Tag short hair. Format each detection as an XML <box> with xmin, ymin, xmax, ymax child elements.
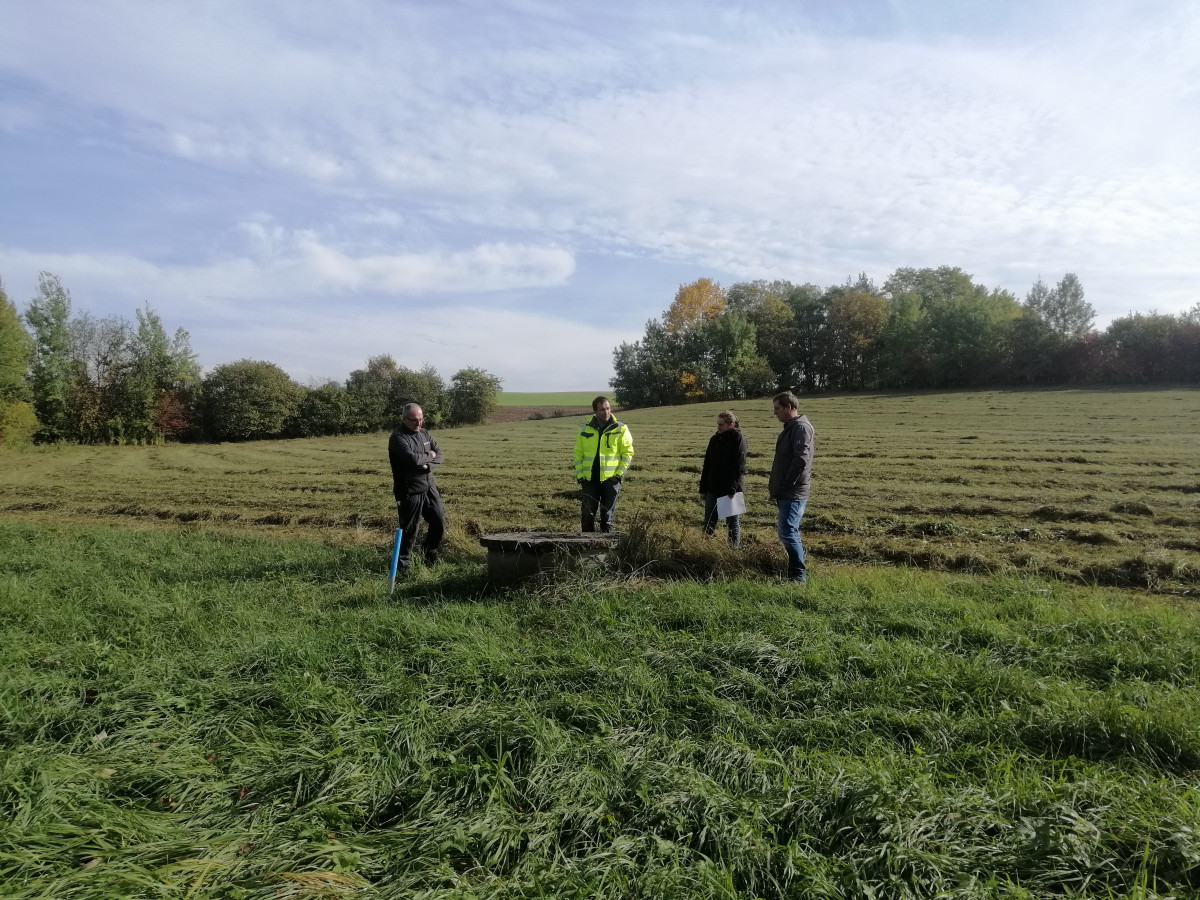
<box><xmin>403</xmin><ymin>402</ymin><xmax>423</xmax><ymax>418</ymax></box>
<box><xmin>717</xmin><ymin>410</ymin><xmax>739</xmax><ymax>428</ymax></box>
<box><xmin>772</xmin><ymin>391</ymin><xmax>799</xmax><ymax>410</ymax></box>
<box><xmin>592</xmin><ymin>395</ymin><xmax>611</xmax><ymax>411</ymax></box>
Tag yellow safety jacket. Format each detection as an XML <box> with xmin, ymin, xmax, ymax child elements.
<box><xmin>573</xmin><ymin>417</ymin><xmax>634</xmax><ymax>482</ymax></box>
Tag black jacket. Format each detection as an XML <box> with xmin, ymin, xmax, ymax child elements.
<box><xmin>699</xmin><ymin>428</ymin><xmax>747</xmax><ymax>496</ymax></box>
<box><xmin>388</xmin><ymin>426</ymin><xmax>444</xmax><ymax>499</ymax></box>
<box><xmin>768</xmin><ymin>414</ymin><xmax>815</xmax><ymax>501</ymax></box>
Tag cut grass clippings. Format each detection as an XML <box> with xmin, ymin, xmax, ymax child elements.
<box><xmin>3</xmin><ymin>387</ymin><xmax>1198</xmax><ymax>595</ymax></box>
<box><xmin>3</xmin><ymin>520</ymin><xmax>1199</xmax><ymax>898</ymax></box>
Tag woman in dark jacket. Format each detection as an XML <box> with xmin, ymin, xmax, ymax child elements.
<box><xmin>699</xmin><ymin>410</ymin><xmax>748</xmax><ymax>547</ymax></box>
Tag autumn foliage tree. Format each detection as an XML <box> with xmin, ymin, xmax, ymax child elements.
<box><xmin>612</xmin><ymin>267</ymin><xmax>1196</xmax><ymax>407</ymax></box>
<box><xmin>663</xmin><ymin>278</ymin><xmax>727</xmax><ymax>332</ymax></box>
<box><xmin>0</xmin><ymin>282</ymin><xmax>37</xmax><ymax>446</ymax></box>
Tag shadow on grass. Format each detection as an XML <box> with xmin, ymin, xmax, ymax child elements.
<box><xmin>378</xmin><ymin>564</ymin><xmax>498</xmax><ymax>608</ymax></box>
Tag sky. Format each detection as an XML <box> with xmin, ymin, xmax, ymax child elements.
<box><xmin>2</xmin><ymin>1</ymin><xmax>1198</xmax><ymax>390</ymax></box>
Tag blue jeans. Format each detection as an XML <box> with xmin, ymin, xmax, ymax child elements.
<box><xmin>776</xmin><ymin>498</ymin><xmax>808</xmax><ymax>581</ymax></box>
<box><xmin>703</xmin><ymin>493</ymin><xmax>741</xmax><ymax>547</ymax></box>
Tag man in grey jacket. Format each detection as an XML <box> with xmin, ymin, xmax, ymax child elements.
<box><xmin>768</xmin><ymin>391</ymin><xmax>815</xmax><ymax>583</ymax></box>
<box><xmin>388</xmin><ymin>402</ymin><xmax>445</xmax><ymax>575</ymax></box>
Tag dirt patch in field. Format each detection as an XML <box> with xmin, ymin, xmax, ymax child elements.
<box><xmin>486</xmin><ymin>405</ymin><xmax>593</xmax><ymax>424</ymax></box>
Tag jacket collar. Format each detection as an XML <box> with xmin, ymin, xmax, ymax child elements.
<box><xmin>589</xmin><ymin>416</ymin><xmax>618</xmax><ymax>432</ymax></box>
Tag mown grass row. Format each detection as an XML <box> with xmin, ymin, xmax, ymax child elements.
<box><xmin>2</xmin><ymin>388</ymin><xmax>1197</xmax><ymax>594</ymax></box>
<box><xmin>3</xmin><ymin>520</ymin><xmax>1199</xmax><ymax>898</ymax></box>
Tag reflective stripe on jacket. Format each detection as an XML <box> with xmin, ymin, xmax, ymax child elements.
<box><xmin>573</xmin><ymin>417</ymin><xmax>634</xmax><ymax>481</ymax></box>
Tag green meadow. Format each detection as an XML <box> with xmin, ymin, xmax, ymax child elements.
<box><xmin>3</xmin><ymin>387</ymin><xmax>1197</xmax><ymax>592</ymax></box>
<box><xmin>2</xmin><ymin>387</ymin><xmax>1200</xmax><ymax>898</ymax></box>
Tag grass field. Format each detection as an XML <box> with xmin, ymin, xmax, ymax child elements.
<box><xmin>3</xmin><ymin>521</ymin><xmax>1200</xmax><ymax>898</ymax></box>
<box><xmin>2</xmin><ymin>387</ymin><xmax>1197</xmax><ymax>593</ymax></box>
<box><xmin>3</xmin><ymin>387</ymin><xmax>1200</xmax><ymax>897</ymax></box>
<box><xmin>497</xmin><ymin>392</ymin><xmax>609</xmax><ymax>407</ymax></box>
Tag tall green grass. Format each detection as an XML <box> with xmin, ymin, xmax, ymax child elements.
<box><xmin>3</xmin><ymin>520</ymin><xmax>1199</xmax><ymax>897</ymax></box>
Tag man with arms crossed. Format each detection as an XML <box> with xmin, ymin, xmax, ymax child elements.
<box><xmin>769</xmin><ymin>391</ymin><xmax>816</xmax><ymax>583</ymax></box>
<box><xmin>388</xmin><ymin>402</ymin><xmax>446</xmax><ymax>575</ymax></box>
<box><xmin>574</xmin><ymin>396</ymin><xmax>634</xmax><ymax>533</ymax></box>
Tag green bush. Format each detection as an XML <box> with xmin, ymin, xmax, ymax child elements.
<box><xmin>0</xmin><ymin>400</ymin><xmax>38</xmax><ymax>447</ymax></box>
<box><xmin>202</xmin><ymin>359</ymin><xmax>303</xmax><ymax>441</ymax></box>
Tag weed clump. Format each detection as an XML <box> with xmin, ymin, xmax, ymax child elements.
<box><xmin>612</xmin><ymin>512</ymin><xmax>779</xmax><ymax>580</ymax></box>
<box><xmin>1110</xmin><ymin>500</ymin><xmax>1154</xmax><ymax>516</ymax></box>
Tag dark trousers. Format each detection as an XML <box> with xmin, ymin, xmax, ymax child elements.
<box><xmin>581</xmin><ymin>479</ymin><xmax>621</xmax><ymax>533</ymax></box>
<box><xmin>396</xmin><ymin>485</ymin><xmax>446</xmax><ymax>569</ymax></box>
<box><xmin>703</xmin><ymin>492</ymin><xmax>741</xmax><ymax>547</ymax></box>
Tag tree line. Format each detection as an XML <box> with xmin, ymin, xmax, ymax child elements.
<box><xmin>0</xmin><ymin>273</ymin><xmax>502</xmax><ymax>447</ymax></box>
<box><xmin>611</xmin><ymin>268</ymin><xmax>1200</xmax><ymax>407</ymax></box>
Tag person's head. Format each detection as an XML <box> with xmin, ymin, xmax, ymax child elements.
<box><xmin>592</xmin><ymin>396</ymin><xmax>613</xmax><ymax>423</ymax></box>
<box><xmin>402</xmin><ymin>402</ymin><xmax>424</xmax><ymax>431</ymax></box>
<box><xmin>772</xmin><ymin>391</ymin><xmax>800</xmax><ymax>423</ymax></box>
<box><xmin>716</xmin><ymin>410</ymin><xmax>739</xmax><ymax>433</ymax></box>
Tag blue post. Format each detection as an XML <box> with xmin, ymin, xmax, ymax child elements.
<box><xmin>388</xmin><ymin>528</ymin><xmax>404</xmax><ymax>595</ymax></box>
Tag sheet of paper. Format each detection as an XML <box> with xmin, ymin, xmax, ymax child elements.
<box><xmin>716</xmin><ymin>491</ymin><xmax>747</xmax><ymax>518</ymax></box>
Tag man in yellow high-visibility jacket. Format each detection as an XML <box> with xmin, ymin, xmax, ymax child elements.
<box><xmin>573</xmin><ymin>396</ymin><xmax>634</xmax><ymax>533</ymax></box>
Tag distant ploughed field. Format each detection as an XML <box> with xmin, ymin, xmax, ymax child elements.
<box><xmin>486</xmin><ymin>405</ymin><xmax>593</xmax><ymax>424</ymax></box>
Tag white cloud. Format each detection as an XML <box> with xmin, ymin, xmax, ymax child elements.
<box><xmin>0</xmin><ymin>234</ymin><xmax>573</xmax><ymax>305</ymax></box>
<box><xmin>2</xmin><ymin>0</ymin><xmax>1199</xmax><ymax>387</ymax></box>
<box><xmin>0</xmin><ymin>241</ymin><xmax>599</xmax><ymax>388</ymax></box>
<box><xmin>192</xmin><ymin>304</ymin><xmax>625</xmax><ymax>390</ymax></box>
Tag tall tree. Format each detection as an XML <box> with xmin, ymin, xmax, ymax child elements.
<box><xmin>1007</xmin><ymin>308</ymin><xmax>1059</xmax><ymax>384</ymax></box>
<box><xmin>345</xmin><ymin>354</ymin><xmax>402</xmax><ymax>432</ymax></box>
<box><xmin>785</xmin><ymin>284</ymin><xmax>827</xmax><ymax>392</ymax></box>
<box><xmin>1032</xmin><ymin>273</ymin><xmax>1095</xmax><ymax>340</ymax></box>
<box><xmin>447</xmin><ymin>367</ymin><xmax>503</xmax><ymax>426</ymax></box>
<box><xmin>388</xmin><ymin>364</ymin><xmax>447</xmax><ymax>427</ymax></box>
<box><xmin>926</xmin><ymin>289</ymin><xmax>1021</xmax><ymax>386</ymax></box>
<box><xmin>725</xmin><ymin>279</ymin><xmax>795</xmax><ymax>315</ymax></box>
<box><xmin>0</xmin><ymin>281</ymin><xmax>33</xmax><ymax>405</ymax></box>
<box><xmin>877</xmin><ymin>291</ymin><xmax>931</xmax><ymax>388</ymax></box>
<box><xmin>611</xmin><ymin>320</ymin><xmax>690</xmax><ymax>408</ymax></box>
<box><xmin>1103</xmin><ymin>313</ymin><xmax>1181</xmax><ymax>383</ymax></box>
<box><xmin>133</xmin><ymin>305</ymin><xmax>200</xmax><ymax>391</ymax></box>
<box><xmin>822</xmin><ymin>290</ymin><xmax>888</xmax><ymax>390</ymax></box>
<box><xmin>0</xmin><ymin>281</ymin><xmax>38</xmax><ymax>447</ymax></box>
<box><xmin>882</xmin><ymin>267</ymin><xmax>1019</xmax><ymax>387</ymax></box>
<box><xmin>68</xmin><ymin>311</ymin><xmax>135</xmax><ymax>442</ymax></box>
<box><xmin>884</xmin><ymin>266</ymin><xmax>980</xmax><ymax>308</ymax></box>
<box><xmin>23</xmin><ymin>273</ymin><xmax>74</xmax><ymax>442</ymax></box>
<box><xmin>131</xmin><ymin>305</ymin><xmax>201</xmax><ymax>442</ymax></box>
<box><xmin>663</xmin><ymin>278</ymin><xmax>726</xmax><ymax>333</ymax></box>
<box><xmin>727</xmin><ymin>280</ymin><xmax>800</xmax><ymax>390</ymax></box>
